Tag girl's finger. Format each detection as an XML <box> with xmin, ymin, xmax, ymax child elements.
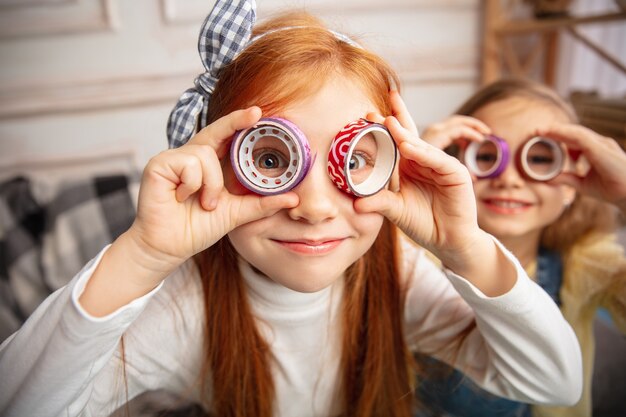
<box><xmin>548</xmin><ymin>171</ymin><xmax>583</xmax><ymax>189</ymax></box>
<box><xmin>398</xmin><ymin>141</ymin><xmax>468</xmax><ymax>186</ymax></box>
<box><xmin>175</xmin><ymin>148</ymin><xmax>221</xmax><ymax>206</ymax></box>
<box><xmin>536</xmin><ymin>123</ymin><xmax>600</xmax><ymax>152</ymax></box>
<box><xmin>231</xmin><ymin>192</ymin><xmax>299</xmax><ymax>227</ymax></box>
<box><xmin>145</xmin><ymin>150</ymin><xmax>206</xmax><ymax>203</ymax></box>
<box><xmin>400</xmin><ymin>158</ymin><xmax>440</xmax><ymax>183</ymax></box>
<box><xmin>450</xmin><ymin>125</ymin><xmax>485</xmax><ymax>143</ymax></box>
<box><xmin>174</xmin><ymin>155</ymin><xmax>204</xmax><ymax>203</ymax></box>
<box><xmin>365</xmin><ymin>112</ymin><xmax>386</xmax><ymax>124</ymax></box>
<box><xmin>390</xmin><ymin>90</ymin><xmax>418</xmax><ymax>134</ymax></box>
<box><xmin>354</xmin><ymin>188</ymin><xmax>404</xmax><ymax>222</ymax></box>
<box><xmin>187</xmin><ymin>106</ymin><xmax>263</xmax><ymax>157</ymax></box>
<box><xmin>387</xmin><ymin>117</ymin><xmax>461</xmax><ymax>176</ymax></box>
<box><xmin>198</xmin><ymin>148</ymin><xmax>224</xmax><ymax>210</ymax></box>
<box><xmin>449</xmin><ymin>115</ymin><xmax>491</xmax><ymax>135</ymax></box>
<box><xmin>385</xmin><ymin>115</ymin><xmax>416</xmax><ymax>147</ymax></box>
<box><xmin>538</xmin><ymin>124</ymin><xmax>622</xmax><ymax>170</ymax></box>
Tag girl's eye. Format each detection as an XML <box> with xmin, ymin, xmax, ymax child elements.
<box><xmin>526</xmin><ymin>141</ymin><xmax>556</xmax><ymax>166</ymax></box>
<box><xmin>347</xmin><ymin>151</ymin><xmax>375</xmax><ymax>185</ymax></box>
<box><xmin>475</xmin><ymin>152</ymin><xmax>498</xmax><ymax>171</ymax></box>
<box><xmin>253</xmin><ymin>150</ymin><xmax>288</xmax><ymax>173</ymax></box>
<box><xmin>528</xmin><ymin>155</ymin><xmax>554</xmax><ymax>165</ymax></box>
<box><xmin>348</xmin><ymin>153</ymin><xmax>368</xmax><ymax>171</ymax></box>
<box><xmin>476</xmin><ymin>153</ymin><xmax>497</xmax><ymax>163</ymax></box>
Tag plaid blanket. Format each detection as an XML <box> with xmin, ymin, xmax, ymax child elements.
<box><xmin>0</xmin><ymin>173</ymin><xmax>139</xmax><ymax>341</ymax></box>
<box><xmin>0</xmin><ymin>173</ymin><xmax>209</xmax><ymax>416</ymax></box>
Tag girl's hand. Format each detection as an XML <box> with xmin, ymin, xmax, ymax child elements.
<box><xmin>363</xmin><ymin>92</ymin><xmax>480</xmax><ymax>258</ymax></box>
<box><xmin>359</xmin><ymin>94</ymin><xmax>515</xmax><ymax>295</ymax></box>
<box><xmin>129</xmin><ymin>107</ymin><xmax>299</xmax><ymax>280</ymax></box>
<box><xmin>421</xmin><ymin>115</ymin><xmax>491</xmax><ymax>150</ymax></box>
<box><xmin>356</xmin><ymin>115</ymin><xmax>482</xmax><ymax>266</ymax></box>
<box><xmin>82</xmin><ymin>107</ymin><xmax>299</xmax><ymax>316</ymax></box>
<box><xmin>542</xmin><ymin>123</ymin><xmax>626</xmax><ymax>211</ymax></box>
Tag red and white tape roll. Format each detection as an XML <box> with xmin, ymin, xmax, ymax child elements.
<box><xmin>327</xmin><ymin>119</ymin><xmax>397</xmax><ymax>197</ymax></box>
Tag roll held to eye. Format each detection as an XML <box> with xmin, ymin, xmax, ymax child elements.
<box><xmin>231</xmin><ymin>117</ymin><xmax>397</xmax><ymax>196</ymax></box>
<box><xmin>463</xmin><ymin>134</ymin><xmax>566</xmax><ymax>181</ymax></box>
<box><xmin>230</xmin><ymin>118</ymin><xmax>312</xmax><ymax>195</ymax></box>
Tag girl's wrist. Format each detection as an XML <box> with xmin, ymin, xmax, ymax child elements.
<box><xmin>122</xmin><ymin>227</ymin><xmax>184</xmax><ymax>282</ymax></box>
<box><xmin>436</xmin><ymin>231</ymin><xmax>492</xmax><ymax>276</ymax></box>
<box><xmin>436</xmin><ymin>231</ymin><xmax>517</xmax><ymax>296</ymax></box>
<box><xmin>78</xmin><ymin>230</ymin><xmax>179</xmax><ymax>317</ymax></box>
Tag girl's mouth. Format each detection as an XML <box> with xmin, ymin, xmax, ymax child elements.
<box><xmin>482</xmin><ymin>198</ymin><xmax>533</xmax><ymax>214</ymax></box>
<box><xmin>272</xmin><ymin>238</ymin><xmax>344</xmax><ymax>255</ymax></box>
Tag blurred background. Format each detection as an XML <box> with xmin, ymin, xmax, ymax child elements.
<box><xmin>0</xmin><ymin>0</ymin><xmax>623</xmax><ymax>178</ymax></box>
<box><xmin>0</xmin><ymin>1</ymin><xmax>624</xmax><ymax>415</ymax></box>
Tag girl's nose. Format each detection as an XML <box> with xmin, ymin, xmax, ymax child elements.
<box><xmin>491</xmin><ymin>161</ymin><xmax>525</xmax><ymax>188</ymax></box>
<box><xmin>287</xmin><ymin>158</ymin><xmax>339</xmax><ymax>224</ymax></box>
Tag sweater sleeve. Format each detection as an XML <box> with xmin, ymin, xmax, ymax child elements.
<box><xmin>402</xmin><ymin>237</ymin><xmax>583</xmax><ymax>407</ymax></box>
<box><xmin>0</xmin><ymin>246</ymin><xmax>165</xmax><ymax>417</ymax></box>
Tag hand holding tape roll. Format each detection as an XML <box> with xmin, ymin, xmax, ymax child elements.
<box><xmin>353</xmin><ymin>114</ymin><xmax>484</xmax><ymax>264</ymax></box>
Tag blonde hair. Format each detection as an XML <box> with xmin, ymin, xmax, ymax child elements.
<box><xmin>197</xmin><ymin>11</ymin><xmax>418</xmax><ymax>417</ymax></box>
<box><xmin>456</xmin><ymin>78</ymin><xmax>619</xmax><ymax>251</ymax></box>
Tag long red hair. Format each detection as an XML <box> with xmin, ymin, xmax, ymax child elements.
<box><xmin>196</xmin><ymin>11</ymin><xmax>416</xmax><ymax>417</ymax></box>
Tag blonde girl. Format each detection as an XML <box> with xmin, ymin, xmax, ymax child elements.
<box><xmin>419</xmin><ymin>78</ymin><xmax>626</xmax><ymax>417</ymax></box>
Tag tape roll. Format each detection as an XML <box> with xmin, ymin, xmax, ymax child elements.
<box><xmin>230</xmin><ymin>117</ymin><xmax>311</xmax><ymax>195</ymax></box>
<box><xmin>327</xmin><ymin>119</ymin><xmax>397</xmax><ymax>197</ymax></box>
<box><xmin>517</xmin><ymin>136</ymin><xmax>564</xmax><ymax>181</ymax></box>
<box><xmin>464</xmin><ymin>134</ymin><xmax>509</xmax><ymax>179</ymax></box>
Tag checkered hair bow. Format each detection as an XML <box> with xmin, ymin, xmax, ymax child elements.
<box><xmin>167</xmin><ymin>0</ymin><xmax>256</xmax><ymax>149</ymax></box>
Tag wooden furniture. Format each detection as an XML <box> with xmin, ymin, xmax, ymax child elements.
<box><xmin>570</xmin><ymin>92</ymin><xmax>626</xmax><ymax>149</ymax></box>
<box><xmin>481</xmin><ymin>0</ymin><xmax>626</xmax><ymax>87</ymax></box>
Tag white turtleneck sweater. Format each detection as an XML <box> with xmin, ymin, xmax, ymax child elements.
<box><xmin>0</xmin><ymin>238</ymin><xmax>582</xmax><ymax>417</ymax></box>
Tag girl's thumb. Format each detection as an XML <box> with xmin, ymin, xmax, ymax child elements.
<box><xmin>549</xmin><ymin>172</ymin><xmax>582</xmax><ymax>189</ymax></box>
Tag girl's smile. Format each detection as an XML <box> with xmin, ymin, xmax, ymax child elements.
<box><xmin>271</xmin><ymin>237</ymin><xmax>345</xmax><ymax>255</ymax></box>
<box><xmin>480</xmin><ymin>197</ymin><xmax>534</xmax><ymax>215</ymax></box>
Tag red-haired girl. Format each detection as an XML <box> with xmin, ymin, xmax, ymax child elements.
<box><xmin>0</xmin><ymin>3</ymin><xmax>583</xmax><ymax>417</ymax></box>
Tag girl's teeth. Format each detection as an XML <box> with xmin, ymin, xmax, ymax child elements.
<box><xmin>492</xmin><ymin>200</ymin><xmax>526</xmax><ymax>208</ymax></box>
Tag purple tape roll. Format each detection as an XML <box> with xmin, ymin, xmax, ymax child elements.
<box><xmin>230</xmin><ymin>117</ymin><xmax>311</xmax><ymax>195</ymax></box>
<box><xmin>464</xmin><ymin>134</ymin><xmax>509</xmax><ymax>179</ymax></box>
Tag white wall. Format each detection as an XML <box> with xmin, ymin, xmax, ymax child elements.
<box><xmin>0</xmin><ymin>0</ymin><xmax>481</xmax><ymax>177</ymax></box>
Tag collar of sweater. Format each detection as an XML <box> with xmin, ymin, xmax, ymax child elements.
<box><xmin>238</xmin><ymin>257</ymin><xmax>345</xmax><ymax>324</ymax></box>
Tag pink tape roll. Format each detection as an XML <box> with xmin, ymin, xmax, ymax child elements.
<box><xmin>230</xmin><ymin>118</ymin><xmax>311</xmax><ymax>195</ymax></box>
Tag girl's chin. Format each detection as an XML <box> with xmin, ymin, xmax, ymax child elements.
<box><xmin>283</xmin><ymin>281</ymin><xmax>334</xmax><ymax>293</ymax></box>
<box><xmin>264</xmin><ymin>275</ymin><xmax>337</xmax><ymax>293</ymax></box>
<box><xmin>253</xmin><ymin>265</ymin><xmax>343</xmax><ymax>293</ymax></box>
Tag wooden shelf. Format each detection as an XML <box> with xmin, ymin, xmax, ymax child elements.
<box><xmin>496</xmin><ymin>11</ymin><xmax>626</xmax><ymax>34</ymax></box>
<box><xmin>570</xmin><ymin>93</ymin><xmax>626</xmax><ymax>146</ymax></box>
<box><xmin>481</xmin><ymin>0</ymin><xmax>626</xmax><ymax>86</ymax></box>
